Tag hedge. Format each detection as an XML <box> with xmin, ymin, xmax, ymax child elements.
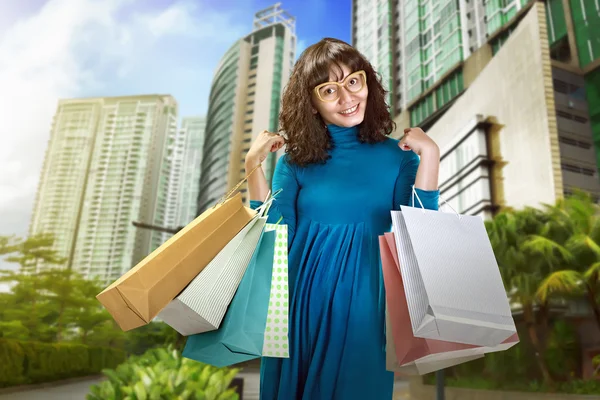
<box><xmin>0</xmin><ymin>339</ymin><xmax>126</xmax><ymax>388</ymax></box>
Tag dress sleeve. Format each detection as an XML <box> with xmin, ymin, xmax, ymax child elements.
<box><xmin>393</xmin><ymin>151</ymin><xmax>440</xmax><ymax>210</ymax></box>
<box><xmin>249</xmin><ymin>155</ymin><xmax>299</xmax><ymax>242</ymax></box>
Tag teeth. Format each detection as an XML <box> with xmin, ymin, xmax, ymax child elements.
<box><xmin>340</xmin><ymin>105</ymin><xmax>358</xmax><ymax>115</ymax></box>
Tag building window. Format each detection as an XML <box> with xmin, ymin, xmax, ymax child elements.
<box><xmin>559</xmin><ymin>136</ymin><xmax>592</xmax><ymax>149</ymax></box>
<box><xmin>561</xmin><ymin>163</ymin><xmax>595</xmax><ymax>176</ymax></box>
<box><xmin>556</xmin><ymin>110</ymin><xmax>588</xmax><ymax>123</ymax></box>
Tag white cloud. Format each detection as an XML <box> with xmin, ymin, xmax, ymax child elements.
<box><xmin>0</xmin><ymin>0</ymin><xmax>247</xmax><ymax>251</ymax></box>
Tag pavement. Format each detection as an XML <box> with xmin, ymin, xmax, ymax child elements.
<box><xmin>0</xmin><ymin>374</ymin><xmax>411</xmax><ymax>399</ymax></box>
<box><xmin>0</xmin><ymin>377</ymin><xmax>104</xmax><ymax>400</ymax></box>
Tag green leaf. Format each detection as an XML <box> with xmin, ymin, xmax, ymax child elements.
<box><xmin>149</xmin><ymin>386</ymin><xmax>162</xmax><ymax>400</ymax></box>
<box><xmin>133</xmin><ymin>381</ymin><xmax>147</xmax><ymax>400</ymax></box>
<box><xmin>217</xmin><ymin>389</ymin><xmax>240</xmax><ymax>400</ymax></box>
<box><xmin>536</xmin><ymin>270</ymin><xmax>583</xmax><ymax>302</ymax></box>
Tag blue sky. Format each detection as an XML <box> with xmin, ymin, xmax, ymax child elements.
<box><xmin>0</xmin><ymin>0</ymin><xmax>351</xmax><ymax>277</ymax></box>
<box><xmin>1</xmin><ymin>0</ymin><xmax>352</xmax><ymax>118</ymax></box>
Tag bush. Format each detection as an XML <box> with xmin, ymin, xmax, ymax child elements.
<box><xmin>88</xmin><ymin>346</ymin><xmax>240</xmax><ymax>400</ymax></box>
<box><xmin>0</xmin><ymin>338</ymin><xmax>125</xmax><ymax>388</ymax></box>
<box><xmin>0</xmin><ymin>339</ymin><xmax>26</xmax><ymax>387</ymax></box>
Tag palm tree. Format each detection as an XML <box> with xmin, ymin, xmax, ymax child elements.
<box><xmin>523</xmin><ymin>226</ymin><xmax>576</xmax><ymax>327</ymax></box>
<box><xmin>486</xmin><ymin>207</ymin><xmax>554</xmax><ymax>383</ymax></box>
<box><xmin>535</xmin><ymin>192</ymin><xmax>600</xmax><ymax>330</ymax></box>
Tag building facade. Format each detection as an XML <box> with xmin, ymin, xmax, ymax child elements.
<box><xmin>425</xmin><ymin>3</ymin><xmax>600</xmax><ymax>216</ymax></box>
<box><xmin>353</xmin><ymin>0</ymin><xmax>599</xmax><ymax>154</ymax></box>
<box><xmin>161</xmin><ymin>119</ymin><xmax>187</xmax><ymax>244</ymax></box>
<box><xmin>351</xmin><ymin>0</ymin><xmax>394</xmax><ymax>106</ymax></box>
<box><xmin>177</xmin><ymin>117</ymin><xmax>206</xmax><ymax>227</ymax></box>
<box><xmin>197</xmin><ymin>4</ymin><xmax>296</xmax><ymax>214</ymax></box>
<box><xmin>30</xmin><ymin>95</ymin><xmax>178</xmax><ymax>285</ymax></box>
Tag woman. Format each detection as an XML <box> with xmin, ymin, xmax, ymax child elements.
<box><xmin>245</xmin><ymin>38</ymin><xmax>440</xmax><ymax>399</ymax></box>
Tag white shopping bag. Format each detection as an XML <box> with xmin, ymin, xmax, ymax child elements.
<box><xmin>385</xmin><ymin>309</ymin><xmax>519</xmax><ymax>375</ymax></box>
<box><xmin>390</xmin><ymin>188</ymin><xmax>516</xmax><ymax>347</ymax></box>
<box><xmin>385</xmin><ymin>310</ymin><xmax>485</xmax><ymax>375</ymax></box>
<box><xmin>262</xmin><ymin>223</ymin><xmax>289</xmax><ymax>358</ymax></box>
<box><xmin>158</xmin><ymin>216</ymin><xmax>267</xmax><ymax>335</ymax></box>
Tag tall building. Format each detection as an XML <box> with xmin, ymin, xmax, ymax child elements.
<box><xmin>161</xmin><ymin>120</ymin><xmax>187</xmax><ymax>244</ymax></box>
<box><xmin>197</xmin><ymin>3</ymin><xmax>296</xmax><ymax>214</ymax></box>
<box><xmin>352</xmin><ymin>0</ymin><xmax>600</xmax><ymax>213</ymax></box>
<box><xmin>177</xmin><ymin>116</ymin><xmax>206</xmax><ymax>227</ymax></box>
<box><xmin>353</xmin><ymin>0</ymin><xmax>487</xmax><ymax>117</ymax></box>
<box><xmin>353</xmin><ymin>1</ymin><xmax>599</xmax><ymax>135</ymax></box>
<box><xmin>29</xmin><ymin>95</ymin><xmax>178</xmax><ymax>285</ymax></box>
<box><xmin>351</xmin><ymin>0</ymin><xmax>394</xmax><ymax>106</ymax></box>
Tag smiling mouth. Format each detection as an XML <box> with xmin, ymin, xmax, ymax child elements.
<box><xmin>339</xmin><ymin>104</ymin><xmax>359</xmax><ymax>116</ymax></box>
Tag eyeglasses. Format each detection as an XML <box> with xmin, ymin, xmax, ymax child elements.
<box><xmin>313</xmin><ymin>70</ymin><xmax>367</xmax><ymax>102</ymax></box>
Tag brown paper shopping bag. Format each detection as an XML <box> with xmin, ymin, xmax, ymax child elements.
<box><xmin>97</xmin><ymin>193</ymin><xmax>256</xmax><ymax>331</ymax></box>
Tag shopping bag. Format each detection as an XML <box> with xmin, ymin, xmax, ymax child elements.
<box><xmin>381</xmin><ymin>232</ymin><xmax>519</xmax><ymax>375</ymax></box>
<box><xmin>182</xmin><ymin>229</ymin><xmax>276</xmax><ymax>367</ymax></box>
<box><xmin>390</xmin><ymin>189</ymin><xmax>516</xmax><ymax>347</ymax></box>
<box><xmin>97</xmin><ymin>193</ymin><xmax>256</xmax><ymax>331</ymax></box>
<box><xmin>385</xmin><ymin>311</ymin><xmax>484</xmax><ymax>376</ymax></box>
<box><xmin>157</xmin><ymin>216</ymin><xmax>267</xmax><ymax>335</ymax></box>
<box><xmin>262</xmin><ymin>223</ymin><xmax>289</xmax><ymax>358</ymax></box>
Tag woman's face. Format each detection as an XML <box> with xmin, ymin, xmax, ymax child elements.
<box><xmin>312</xmin><ymin>63</ymin><xmax>368</xmax><ymax>128</ymax></box>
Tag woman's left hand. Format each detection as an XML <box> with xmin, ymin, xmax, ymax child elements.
<box><xmin>398</xmin><ymin>127</ymin><xmax>439</xmax><ymax>156</ymax></box>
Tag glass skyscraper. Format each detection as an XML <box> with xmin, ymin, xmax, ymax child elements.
<box><xmin>197</xmin><ymin>4</ymin><xmax>296</xmax><ymax>214</ymax></box>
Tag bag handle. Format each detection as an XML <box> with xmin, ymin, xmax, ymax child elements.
<box><xmin>411</xmin><ymin>185</ymin><xmax>461</xmax><ymax>219</ymax></box>
<box><xmin>213</xmin><ymin>163</ymin><xmax>262</xmax><ymax>208</ymax></box>
<box><xmin>255</xmin><ymin>188</ymin><xmax>282</xmax><ymax>218</ymax></box>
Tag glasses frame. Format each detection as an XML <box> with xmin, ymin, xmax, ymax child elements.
<box><xmin>313</xmin><ymin>70</ymin><xmax>367</xmax><ymax>103</ymax></box>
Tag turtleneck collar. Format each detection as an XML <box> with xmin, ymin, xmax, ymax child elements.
<box><xmin>327</xmin><ymin>124</ymin><xmax>360</xmax><ymax>144</ymax></box>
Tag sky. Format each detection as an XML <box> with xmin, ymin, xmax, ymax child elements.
<box><xmin>0</xmin><ymin>0</ymin><xmax>351</xmax><ymax>276</ymax></box>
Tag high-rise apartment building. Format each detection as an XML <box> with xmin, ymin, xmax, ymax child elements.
<box><xmin>29</xmin><ymin>95</ymin><xmax>178</xmax><ymax>285</ymax></box>
<box><xmin>161</xmin><ymin>121</ymin><xmax>187</xmax><ymax>244</ymax></box>
<box><xmin>353</xmin><ymin>1</ymin><xmax>599</xmax><ymax>137</ymax></box>
<box><xmin>197</xmin><ymin>3</ymin><xmax>296</xmax><ymax>214</ymax></box>
<box><xmin>351</xmin><ymin>0</ymin><xmax>394</xmax><ymax>106</ymax></box>
<box><xmin>352</xmin><ymin>0</ymin><xmax>600</xmax><ymax>213</ymax></box>
<box><xmin>176</xmin><ymin>116</ymin><xmax>206</xmax><ymax>227</ymax></box>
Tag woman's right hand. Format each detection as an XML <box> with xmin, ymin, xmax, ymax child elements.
<box><xmin>245</xmin><ymin>130</ymin><xmax>286</xmax><ymax>170</ymax></box>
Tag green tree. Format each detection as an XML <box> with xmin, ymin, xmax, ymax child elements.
<box><xmin>486</xmin><ymin>207</ymin><xmax>554</xmax><ymax>383</ymax></box>
<box><xmin>0</xmin><ymin>235</ymin><xmax>20</xmax><ymax>256</ymax></box>
<box><xmin>535</xmin><ymin>192</ymin><xmax>600</xmax><ymax>330</ymax></box>
<box><xmin>4</xmin><ymin>233</ymin><xmax>65</xmax><ymax>272</ymax></box>
<box><xmin>0</xmin><ymin>270</ymin><xmax>56</xmax><ymax>341</ymax></box>
<box><xmin>1</xmin><ymin>234</ymin><xmax>67</xmax><ymax>341</ymax></box>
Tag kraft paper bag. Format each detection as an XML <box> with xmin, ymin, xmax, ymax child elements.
<box><xmin>97</xmin><ymin>193</ymin><xmax>256</xmax><ymax>331</ymax></box>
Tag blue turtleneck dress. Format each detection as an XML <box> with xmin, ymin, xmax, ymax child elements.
<box><xmin>250</xmin><ymin>124</ymin><xmax>439</xmax><ymax>399</ymax></box>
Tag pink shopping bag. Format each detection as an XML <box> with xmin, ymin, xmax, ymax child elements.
<box><xmin>380</xmin><ymin>232</ymin><xmax>518</xmax><ymax>375</ymax></box>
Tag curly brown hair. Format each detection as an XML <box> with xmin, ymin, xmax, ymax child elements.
<box><xmin>279</xmin><ymin>37</ymin><xmax>395</xmax><ymax>166</ymax></box>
